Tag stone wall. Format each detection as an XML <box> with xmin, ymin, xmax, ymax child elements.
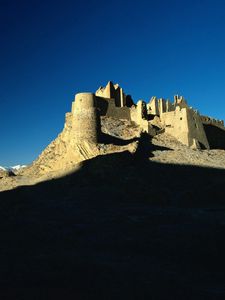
<box><xmin>160</xmin><ymin>107</ymin><xmax>190</xmax><ymax>146</ymax></box>
<box><xmin>174</xmin><ymin>95</ymin><xmax>189</xmax><ymax>109</ymax></box>
<box><xmin>148</xmin><ymin>97</ymin><xmax>159</xmax><ymax>115</ymax></box>
<box><xmin>160</xmin><ymin>107</ymin><xmax>209</xmax><ymax>149</ymax></box>
<box><xmin>148</xmin><ymin>97</ymin><xmax>175</xmax><ymax>116</ymax></box>
<box><xmin>106</xmin><ymin>98</ymin><xmax>131</xmax><ymax>120</ymax></box>
<box><xmin>95</xmin><ymin>96</ymin><xmax>131</xmax><ymax>120</ymax></box>
<box><xmin>186</xmin><ymin>109</ymin><xmax>209</xmax><ymax>149</ymax></box>
<box><xmin>201</xmin><ymin>115</ymin><xmax>225</xmax><ymax>129</ymax></box>
<box><xmin>131</xmin><ymin>101</ymin><xmax>149</xmax><ymax>132</ymax></box>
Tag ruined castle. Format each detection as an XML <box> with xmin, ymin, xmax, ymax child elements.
<box><xmin>26</xmin><ymin>80</ymin><xmax>225</xmax><ymax>177</ymax></box>
<box><xmin>3</xmin><ymin>80</ymin><xmax>225</xmax><ymax>184</ymax></box>
<box><xmin>68</xmin><ymin>81</ymin><xmax>224</xmax><ymax>150</ymax></box>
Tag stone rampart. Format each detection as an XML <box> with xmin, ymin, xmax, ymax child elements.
<box><xmin>201</xmin><ymin>115</ymin><xmax>225</xmax><ymax>129</ymax></box>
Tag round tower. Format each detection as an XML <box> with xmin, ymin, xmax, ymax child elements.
<box><xmin>71</xmin><ymin>93</ymin><xmax>100</xmax><ymax>143</ymax></box>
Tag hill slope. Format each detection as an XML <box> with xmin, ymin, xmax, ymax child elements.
<box><xmin>0</xmin><ymin>143</ymin><xmax>225</xmax><ymax>298</ymax></box>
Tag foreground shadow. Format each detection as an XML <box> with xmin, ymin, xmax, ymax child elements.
<box><xmin>204</xmin><ymin>124</ymin><xmax>225</xmax><ymax>149</ymax></box>
<box><xmin>98</xmin><ymin>132</ymin><xmax>138</xmax><ymax>146</ymax></box>
<box><xmin>0</xmin><ymin>135</ymin><xmax>225</xmax><ymax>298</ymax></box>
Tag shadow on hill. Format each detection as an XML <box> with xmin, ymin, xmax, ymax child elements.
<box><xmin>98</xmin><ymin>131</ymin><xmax>172</xmax><ymax>151</ymax></box>
<box><xmin>204</xmin><ymin>124</ymin><xmax>225</xmax><ymax>149</ymax></box>
<box><xmin>135</xmin><ymin>132</ymin><xmax>172</xmax><ymax>158</ymax></box>
<box><xmin>1</xmin><ymin>134</ymin><xmax>225</xmax><ymax>298</ymax></box>
<box><xmin>98</xmin><ymin>132</ymin><xmax>138</xmax><ymax>146</ymax></box>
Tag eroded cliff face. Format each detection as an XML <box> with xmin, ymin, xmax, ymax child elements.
<box><xmin>17</xmin><ymin>114</ymin><xmax>139</xmax><ymax>182</ymax></box>
<box><xmin>27</xmin><ymin>112</ymin><xmax>100</xmax><ymax>176</ymax></box>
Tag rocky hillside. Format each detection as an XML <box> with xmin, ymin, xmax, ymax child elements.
<box><xmin>151</xmin><ymin>133</ymin><xmax>225</xmax><ymax>169</ymax></box>
<box><xmin>0</xmin><ymin>130</ymin><xmax>225</xmax><ymax>298</ymax></box>
<box><xmin>0</xmin><ymin>116</ymin><xmax>225</xmax><ymax>192</ymax></box>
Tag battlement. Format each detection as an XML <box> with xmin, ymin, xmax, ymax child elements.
<box><xmin>201</xmin><ymin>115</ymin><xmax>225</xmax><ymax>129</ymax></box>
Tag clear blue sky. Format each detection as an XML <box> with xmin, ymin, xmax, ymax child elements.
<box><xmin>1</xmin><ymin>0</ymin><xmax>225</xmax><ymax>166</ymax></box>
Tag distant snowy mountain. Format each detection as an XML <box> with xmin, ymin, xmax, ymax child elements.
<box><xmin>0</xmin><ymin>165</ymin><xmax>26</xmax><ymax>171</ymax></box>
<box><xmin>10</xmin><ymin>165</ymin><xmax>27</xmax><ymax>171</ymax></box>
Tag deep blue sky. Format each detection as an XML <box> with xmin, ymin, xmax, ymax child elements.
<box><xmin>1</xmin><ymin>0</ymin><xmax>225</xmax><ymax>166</ymax></box>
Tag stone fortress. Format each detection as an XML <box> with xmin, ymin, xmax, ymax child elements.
<box><xmin>72</xmin><ymin>81</ymin><xmax>225</xmax><ymax>150</ymax></box>
<box><xmin>1</xmin><ymin>80</ymin><xmax>225</xmax><ymax>190</ymax></box>
<box><xmin>33</xmin><ymin>80</ymin><xmax>225</xmax><ymax>176</ymax></box>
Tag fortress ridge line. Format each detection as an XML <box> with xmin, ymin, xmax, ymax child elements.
<box><xmin>70</xmin><ymin>81</ymin><xmax>224</xmax><ymax>150</ymax></box>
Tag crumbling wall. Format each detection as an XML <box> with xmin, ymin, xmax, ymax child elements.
<box><xmin>96</xmin><ymin>81</ymin><xmax>126</xmax><ymax>107</ymax></box>
<box><xmin>148</xmin><ymin>97</ymin><xmax>159</xmax><ymax>115</ymax></box>
<box><xmin>174</xmin><ymin>95</ymin><xmax>189</xmax><ymax>109</ymax></box>
<box><xmin>131</xmin><ymin>101</ymin><xmax>149</xmax><ymax>132</ymax></box>
<box><xmin>186</xmin><ymin>109</ymin><xmax>209</xmax><ymax>149</ymax></box>
<box><xmin>148</xmin><ymin>97</ymin><xmax>174</xmax><ymax>116</ymax></box>
<box><xmin>158</xmin><ymin>98</ymin><xmax>167</xmax><ymax>115</ymax></box>
<box><xmin>105</xmin><ymin>98</ymin><xmax>131</xmax><ymax>120</ymax></box>
<box><xmin>106</xmin><ymin>105</ymin><xmax>131</xmax><ymax>120</ymax></box>
<box><xmin>95</xmin><ymin>96</ymin><xmax>131</xmax><ymax>120</ymax></box>
<box><xmin>160</xmin><ymin>107</ymin><xmax>190</xmax><ymax>146</ymax></box>
<box><xmin>161</xmin><ymin>107</ymin><xmax>209</xmax><ymax>149</ymax></box>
